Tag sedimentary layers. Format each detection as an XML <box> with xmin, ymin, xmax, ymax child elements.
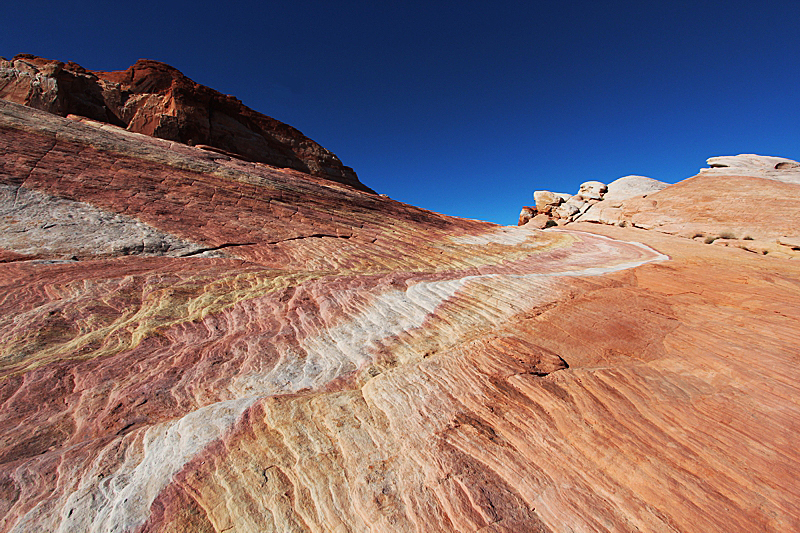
<box><xmin>1</xmin><ymin>98</ymin><xmax>799</xmax><ymax>533</ymax></box>
<box><xmin>523</xmin><ymin>154</ymin><xmax>800</xmax><ymax>258</ymax></box>
<box><xmin>0</xmin><ymin>55</ymin><xmax>367</xmax><ymax>190</ymax></box>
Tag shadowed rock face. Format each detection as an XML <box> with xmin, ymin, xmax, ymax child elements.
<box><xmin>2</xmin><ymin>96</ymin><xmax>800</xmax><ymax>532</ymax></box>
<box><xmin>0</xmin><ymin>54</ymin><xmax>369</xmax><ymax>191</ymax></box>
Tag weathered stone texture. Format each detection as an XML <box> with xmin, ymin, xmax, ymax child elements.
<box><xmin>0</xmin><ymin>54</ymin><xmax>368</xmax><ymax>191</ymax></box>
<box><xmin>1</xmin><ymin>89</ymin><xmax>799</xmax><ymax>533</ymax></box>
<box><xmin>527</xmin><ymin>156</ymin><xmax>800</xmax><ymax>256</ymax></box>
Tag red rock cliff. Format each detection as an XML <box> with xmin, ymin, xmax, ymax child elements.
<box><xmin>0</xmin><ymin>54</ymin><xmax>370</xmax><ymax>191</ymax></box>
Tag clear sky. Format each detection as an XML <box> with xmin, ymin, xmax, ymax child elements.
<box><xmin>4</xmin><ymin>0</ymin><xmax>800</xmax><ymax>225</ymax></box>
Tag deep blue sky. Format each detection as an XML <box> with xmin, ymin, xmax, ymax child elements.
<box><xmin>4</xmin><ymin>1</ymin><xmax>800</xmax><ymax>224</ymax></box>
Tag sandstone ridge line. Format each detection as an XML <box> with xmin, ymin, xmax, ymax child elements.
<box><xmin>2</xmin><ymin>60</ymin><xmax>799</xmax><ymax>533</ymax></box>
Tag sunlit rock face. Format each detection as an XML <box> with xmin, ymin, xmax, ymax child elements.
<box><xmin>597</xmin><ymin>155</ymin><xmax>800</xmax><ymax>241</ymax></box>
<box><xmin>529</xmin><ymin>155</ymin><xmax>800</xmax><ymax>259</ymax></box>
<box><xmin>2</xmin><ymin>95</ymin><xmax>800</xmax><ymax>533</ymax></box>
<box><xmin>0</xmin><ymin>55</ymin><xmax>367</xmax><ymax>191</ymax></box>
<box><xmin>704</xmin><ymin>153</ymin><xmax>800</xmax><ymax>178</ymax></box>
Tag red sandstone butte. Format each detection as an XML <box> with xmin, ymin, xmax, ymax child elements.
<box><xmin>0</xmin><ymin>54</ymin><xmax>370</xmax><ymax>191</ymax></box>
<box><xmin>1</xmin><ymin>65</ymin><xmax>800</xmax><ymax>533</ymax></box>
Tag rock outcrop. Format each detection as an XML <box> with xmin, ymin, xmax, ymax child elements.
<box><xmin>518</xmin><ymin>205</ymin><xmax>536</xmax><ymax>226</ymax></box>
<box><xmin>704</xmin><ymin>153</ymin><xmax>800</xmax><ymax>179</ymax></box>
<box><xmin>2</xmin><ymin>69</ymin><xmax>800</xmax><ymax>533</ymax></box>
<box><xmin>522</xmin><ymin>176</ymin><xmax>669</xmax><ymax>226</ymax></box>
<box><xmin>522</xmin><ymin>157</ymin><xmax>800</xmax><ymax>258</ymax></box>
<box><xmin>0</xmin><ymin>54</ymin><xmax>369</xmax><ymax>191</ymax></box>
<box><xmin>592</xmin><ymin>175</ymin><xmax>668</xmax><ymax>206</ymax></box>
<box><xmin>575</xmin><ymin>180</ymin><xmax>607</xmax><ymax>201</ymax></box>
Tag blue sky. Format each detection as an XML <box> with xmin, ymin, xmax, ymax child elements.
<box><xmin>4</xmin><ymin>0</ymin><xmax>800</xmax><ymax>224</ymax></box>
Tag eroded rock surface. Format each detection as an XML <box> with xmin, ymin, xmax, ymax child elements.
<box><xmin>585</xmin><ymin>175</ymin><xmax>667</xmax><ymax>207</ymax></box>
<box><xmin>0</xmin><ymin>54</ymin><xmax>368</xmax><ymax>191</ymax></box>
<box><xmin>524</xmin><ymin>156</ymin><xmax>800</xmax><ymax>258</ymax></box>
<box><xmin>2</xmin><ymin>92</ymin><xmax>800</xmax><ymax>533</ymax></box>
<box><xmin>704</xmin><ymin>154</ymin><xmax>800</xmax><ymax>182</ymax></box>
<box><xmin>0</xmin><ymin>184</ymin><xmax>216</xmax><ymax>259</ymax></box>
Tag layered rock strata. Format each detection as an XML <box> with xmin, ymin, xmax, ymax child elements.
<box><xmin>2</xmin><ymin>91</ymin><xmax>800</xmax><ymax>533</ymax></box>
<box><xmin>0</xmin><ymin>54</ymin><xmax>368</xmax><ymax>191</ymax></box>
<box><xmin>522</xmin><ymin>157</ymin><xmax>800</xmax><ymax>258</ymax></box>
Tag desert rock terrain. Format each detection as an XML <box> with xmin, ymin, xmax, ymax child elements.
<box><xmin>1</xmin><ymin>57</ymin><xmax>799</xmax><ymax>533</ymax></box>
<box><xmin>0</xmin><ymin>55</ymin><xmax>367</xmax><ymax>191</ymax></box>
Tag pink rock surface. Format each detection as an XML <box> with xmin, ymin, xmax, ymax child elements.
<box><xmin>1</xmin><ymin>81</ymin><xmax>800</xmax><ymax>533</ymax></box>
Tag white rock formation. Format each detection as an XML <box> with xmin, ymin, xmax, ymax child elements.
<box><xmin>533</xmin><ymin>190</ymin><xmax>564</xmax><ymax>213</ymax></box>
<box><xmin>600</xmin><ymin>175</ymin><xmax>669</xmax><ymax>207</ymax></box>
<box><xmin>576</xmin><ymin>181</ymin><xmax>607</xmax><ymax>201</ymax></box>
<box><xmin>701</xmin><ymin>154</ymin><xmax>800</xmax><ymax>185</ymax></box>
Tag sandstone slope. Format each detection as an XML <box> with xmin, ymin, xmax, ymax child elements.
<box><xmin>522</xmin><ymin>155</ymin><xmax>800</xmax><ymax>258</ymax></box>
<box><xmin>1</xmin><ymin>92</ymin><xmax>800</xmax><ymax>533</ymax></box>
<box><xmin>0</xmin><ymin>54</ymin><xmax>368</xmax><ymax>191</ymax></box>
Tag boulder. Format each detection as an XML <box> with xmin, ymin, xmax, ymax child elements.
<box><xmin>577</xmin><ymin>180</ymin><xmax>607</xmax><ymax>201</ymax></box>
<box><xmin>554</xmin><ymin>202</ymin><xmax>580</xmax><ymax>220</ymax></box>
<box><xmin>518</xmin><ymin>206</ymin><xmax>536</xmax><ymax>226</ymax></box>
<box><xmin>601</xmin><ymin>175</ymin><xmax>669</xmax><ymax>207</ymax></box>
<box><xmin>533</xmin><ymin>190</ymin><xmax>564</xmax><ymax>213</ymax></box>
<box><xmin>525</xmin><ymin>213</ymin><xmax>552</xmax><ymax>228</ymax></box>
<box><xmin>554</xmin><ymin>192</ymin><xmax>573</xmax><ymax>202</ymax></box>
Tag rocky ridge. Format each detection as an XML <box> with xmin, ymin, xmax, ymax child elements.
<box><xmin>1</xmin><ymin>61</ymin><xmax>800</xmax><ymax>533</ymax></box>
<box><xmin>520</xmin><ymin>155</ymin><xmax>800</xmax><ymax>258</ymax></box>
<box><xmin>0</xmin><ymin>54</ymin><xmax>369</xmax><ymax>191</ymax></box>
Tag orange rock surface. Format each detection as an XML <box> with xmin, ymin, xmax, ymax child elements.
<box><xmin>1</xmin><ymin>85</ymin><xmax>799</xmax><ymax>532</ymax></box>
<box><xmin>611</xmin><ymin>173</ymin><xmax>800</xmax><ymax>239</ymax></box>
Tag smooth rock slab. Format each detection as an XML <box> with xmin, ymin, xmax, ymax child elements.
<box><xmin>701</xmin><ymin>154</ymin><xmax>800</xmax><ymax>185</ymax></box>
<box><xmin>2</xmin><ymin>77</ymin><xmax>800</xmax><ymax>533</ymax></box>
<box><xmin>0</xmin><ymin>184</ymin><xmax>212</xmax><ymax>258</ymax></box>
<box><xmin>600</xmin><ymin>175</ymin><xmax>668</xmax><ymax>206</ymax></box>
<box><xmin>778</xmin><ymin>236</ymin><xmax>800</xmax><ymax>249</ymax></box>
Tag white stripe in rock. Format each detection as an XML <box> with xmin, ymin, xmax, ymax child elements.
<box><xmin>233</xmin><ymin>232</ymin><xmax>667</xmax><ymax>397</ymax></box>
<box><xmin>39</xmin><ymin>398</ymin><xmax>257</xmax><ymax>533</ymax></box>
<box><xmin>233</xmin><ymin>277</ymin><xmax>470</xmax><ymax>395</ymax></box>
